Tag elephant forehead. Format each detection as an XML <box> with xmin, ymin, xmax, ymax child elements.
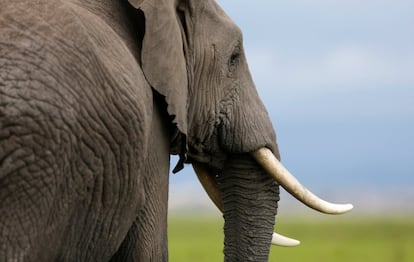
<box><xmin>194</xmin><ymin>1</ymin><xmax>243</xmax><ymax>52</ymax></box>
<box><xmin>194</xmin><ymin>0</ymin><xmax>242</xmax><ymax>46</ymax></box>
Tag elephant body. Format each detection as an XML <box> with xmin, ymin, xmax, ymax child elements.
<box><xmin>1</xmin><ymin>0</ymin><xmax>351</xmax><ymax>261</ymax></box>
<box><xmin>1</xmin><ymin>0</ymin><xmax>171</xmax><ymax>260</ymax></box>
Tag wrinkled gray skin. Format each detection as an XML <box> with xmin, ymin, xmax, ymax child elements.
<box><xmin>0</xmin><ymin>0</ymin><xmax>279</xmax><ymax>261</ymax></box>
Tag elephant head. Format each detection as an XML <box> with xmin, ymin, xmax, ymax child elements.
<box><xmin>129</xmin><ymin>0</ymin><xmax>353</xmax><ymax>259</ymax></box>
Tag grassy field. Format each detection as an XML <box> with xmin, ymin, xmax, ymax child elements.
<box><xmin>168</xmin><ymin>215</ymin><xmax>414</xmax><ymax>262</ymax></box>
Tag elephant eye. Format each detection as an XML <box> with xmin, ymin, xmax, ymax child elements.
<box><xmin>228</xmin><ymin>46</ymin><xmax>241</xmax><ymax>72</ymax></box>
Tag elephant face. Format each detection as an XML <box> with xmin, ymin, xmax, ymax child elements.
<box><xmin>132</xmin><ymin>0</ymin><xmax>280</xmax><ymax>259</ymax></box>
<box><xmin>130</xmin><ymin>0</ymin><xmax>352</xmax><ymax>259</ymax></box>
<box><xmin>133</xmin><ymin>0</ymin><xmax>277</xmax><ymax>168</ymax></box>
<box><xmin>184</xmin><ymin>1</ymin><xmax>278</xmax><ymax>167</ymax></box>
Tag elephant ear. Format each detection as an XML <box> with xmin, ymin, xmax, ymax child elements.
<box><xmin>128</xmin><ymin>0</ymin><xmax>188</xmax><ymax>136</ymax></box>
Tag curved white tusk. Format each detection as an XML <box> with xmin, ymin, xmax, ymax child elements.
<box><xmin>272</xmin><ymin>232</ymin><xmax>300</xmax><ymax>247</ymax></box>
<box><xmin>192</xmin><ymin>163</ymin><xmax>300</xmax><ymax>247</ymax></box>
<box><xmin>251</xmin><ymin>148</ymin><xmax>353</xmax><ymax>215</ymax></box>
<box><xmin>192</xmin><ymin>163</ymin><xmax>223</xmax><ymax>211</ymax></box>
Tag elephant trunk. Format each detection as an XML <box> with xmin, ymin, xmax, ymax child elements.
<box><xmin>218</xmin><ymin>154</ymin><xmax>279</xmax><ymax>261</ymax></box>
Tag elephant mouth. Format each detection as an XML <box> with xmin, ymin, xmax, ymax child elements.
<box><xmin>192</xmin><ymin>147</ymin><xmax>353</xmax><ymax>246</ymax></box>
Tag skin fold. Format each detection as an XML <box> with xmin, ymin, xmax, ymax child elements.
<box><xmin>1</xmin><ymin>0</ymin><xmax>282</xmax><ymax>261</ymax></box>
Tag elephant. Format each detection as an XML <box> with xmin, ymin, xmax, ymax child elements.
<box><xmin>0</xmin><ymin>0</ymin><xmax>353</xmax><ymax>261</ymax></box>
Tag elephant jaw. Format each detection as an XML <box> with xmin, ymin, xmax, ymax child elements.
<box><xmin>192</xmin><ymin>162</ymin><xmax>300</xmax><ymax>247</ymax></box>
<box><xmin>192</xmin><ymin>147</ymin><xmax>353</xmax><ymax>248</ymax></box>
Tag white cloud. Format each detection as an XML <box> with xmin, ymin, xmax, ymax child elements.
<box><xmin>246</xmin><ymin>44</ymin><xmax>414</xmax><ymax>96</ymax></box>
<box><xmin>320</xmin><ymin>46</ymin><xmax>414</xmax><ymax>86</ymax></box>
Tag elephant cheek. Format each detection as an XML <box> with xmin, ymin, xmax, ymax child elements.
<box><xmin>217</xmin><ymin>154</ymin><xmax>279</xmax><ymax>261</ymax></box>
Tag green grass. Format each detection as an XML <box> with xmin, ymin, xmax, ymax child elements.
<box><xmin>168</xmin><ymin>215</ymin><xmax>414</xmax><ymax>262</ymax></box>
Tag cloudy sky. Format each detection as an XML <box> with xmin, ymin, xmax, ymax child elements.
<box><xmin>170</xmin><ymin>0</ymin><xmax>414</xmax><ymax>214</ymax></box>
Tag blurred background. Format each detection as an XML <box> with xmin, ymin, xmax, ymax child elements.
<box><xmin>168</xmin><ymin>0</ymin><xmax>414</xmax><ymax>261</ymax></box>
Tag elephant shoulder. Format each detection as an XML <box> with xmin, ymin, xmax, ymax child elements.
<box><xmin>0</xmin><ymin>0</ymin><xmax>153</xmax><ymax>164</ymax></box>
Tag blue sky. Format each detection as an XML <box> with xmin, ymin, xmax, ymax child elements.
<box><xmin>169</xmin><ymin>0</ymin><xmax>414</xmax><ymax>214</ymax></box>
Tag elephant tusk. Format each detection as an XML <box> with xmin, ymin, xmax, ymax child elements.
<box><xmin>192</xmin><ymin>163</ymin><xmax>223</xmax><ymax>211</ymax></box>
<box><xmin>272</xmin><ymin>232</ymin><xmax>300</xmax><ymax>247</ymax></box>
<box><xmin>192</xmin><ymin>162</ymin><xmax>300</xmax><ymax>247</ymax></box>
<box><xmin>251</xmin><ymin>148</ymin><xmax>354</xmax><ymax>215</ymax></box>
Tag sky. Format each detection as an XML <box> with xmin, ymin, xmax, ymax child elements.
<box><xmin>169</xmin><ymin>0</ymin><xmax>414</xmax><ymax>215</ymax></box>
